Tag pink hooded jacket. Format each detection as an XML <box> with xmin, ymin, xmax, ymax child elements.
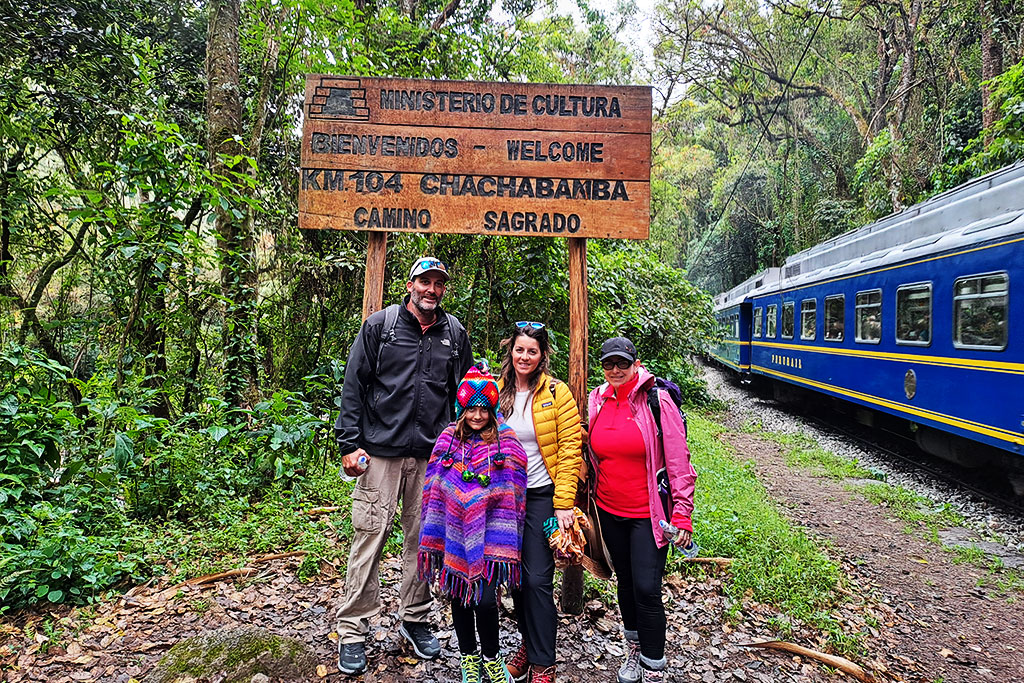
<box><xmin>587</xmin><ymin>366</ymin><xmax>697</xmax><ymax>548</ymax></box>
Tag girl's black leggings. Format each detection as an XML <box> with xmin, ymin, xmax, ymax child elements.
<box><xmin>451</xmin><ymin>580</ymin><xmax>499</xmax><ymax>657</ymax></box>
<box><xmin>597</xmin><ymin>508</ymin><xmax>670</xmax><ymax>660</ymax></box>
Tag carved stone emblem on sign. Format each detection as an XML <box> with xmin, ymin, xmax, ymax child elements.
<box><xmin>308</xmin><ymin>78</ymin><xmax>370</xmax><ymax>121</ymax></box>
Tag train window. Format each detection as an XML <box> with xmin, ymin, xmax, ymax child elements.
<box><xmin>954</xmin><ymin>272</ymin><xmax>1008</xmax><ymax>350</ymax></box>
<box><xmin>767</xmin><ymin>304</ymin><xmax>777</xmax><ymax>337</ymax></box>
<box><xmin>824</xmin><ymin>295</ymin><xmax>844</xmax><ymax>341</ymax></box>
<box><xmin>753</xmin><ymin>307</ymin><xmax>763</xmax><ymax>338</ymax></box>
<box><xmin>800</xmin><ymin>300</ymin><xmax>816</xmax><ymax>340</ymax></box>
<box><xmin>733</xmin><ymin>314</ymin><xmax>739</xmax><ymax>338</ymax></box>
<box><xmin>855</xmin><ymin>289</ymin><xmax>881</xmax><ymax>344</ymax></box>
<box><xmin>781</xmin><ymin>302</ymin><xmax>795</xmax><ymax>339</ymax></box>
<box><xmin>896</xmin><ymin>283</ymin><xmax>932</xmax><ymax>346</ymax></box>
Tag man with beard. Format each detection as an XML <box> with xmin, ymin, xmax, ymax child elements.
<box><xmin>334</xmin><ymin>257</ymin><xmax>473</xmax><ymax>675</ymax></box>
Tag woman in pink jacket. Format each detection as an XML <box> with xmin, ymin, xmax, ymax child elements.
<box><xmin>587</xmin><ymin>337</ymin><xmax>697</xmax><ymax>683</ymax></box>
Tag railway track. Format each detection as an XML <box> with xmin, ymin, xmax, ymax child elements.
<box><xmin>801</xmin><ymin>411</ymin><xmax>1024</xmax><ymax>517</ymax></box>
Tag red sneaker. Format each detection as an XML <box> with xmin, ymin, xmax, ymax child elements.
<box><xmin>530</xmin><ymin>665</ymin><xmax>556</xmax><ymax>683</ymax></box>
<box><xmin>506</xmin><ymin>643</ymin><xmax>529</xmax><ymax>682</ymax></box>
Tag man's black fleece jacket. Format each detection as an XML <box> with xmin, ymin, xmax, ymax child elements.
<box><xmin>334</xmin><ymin>298</ymin><xmax>473</xmax><ymax>459</ymax></box>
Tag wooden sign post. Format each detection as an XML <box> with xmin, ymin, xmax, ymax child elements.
<box><xmin>300</xmin><ymin>76</ymin><xmax>651</xmax><ymax>611</ymax></box>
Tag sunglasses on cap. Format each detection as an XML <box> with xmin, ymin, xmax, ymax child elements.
<box><xmin>417</xmin><ymin>259</ymin><xmax>445</xmax><ymax>270</ymax></box>
<box><xmin>515</xmin><ymin>321</ymin><xmax>545</xmax><ymax>330</ymax></box>
<box><xmin>601</xmin><ymin>358</ymin><xmax>633</xmax><ymax>370</ymax></box>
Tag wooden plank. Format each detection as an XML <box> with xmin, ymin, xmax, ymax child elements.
<box><xmin>560</xmin><ymin>237</ymin><xmax>589</xmax><ymax>615</ymax></box>
<box><xmin>298</xmin><ymin>174</ymin><xmax>650</xmax><ymax>240</ymax></box>
<box><xmin>304</xmin><ymin>75</ymin><xmax>651</xmax><ymax>133</ymax></box>
<box><xmin>362</xmin><ymin>232</ymin><xmax>387</xmax><ymax>319</ymax></box>
<box><xmin>568</xmin><ymin>237</ymin><xmax>589</xmax><ymax>412</ymax></box>
<box><xmin>302</xmin><ymin>123</ymin><xmax>650</xmax><ymax>180</ymax></box>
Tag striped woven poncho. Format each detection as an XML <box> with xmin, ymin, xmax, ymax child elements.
<box><xmin>418</xmin><ymin>422</ymin><xmax>527</xmax><ymax>606</ymax></box>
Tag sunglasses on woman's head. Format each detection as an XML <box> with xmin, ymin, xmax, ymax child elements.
<box><xmin>515</xmin><ymin>321</ymin><xmax>545</xmax><ymax>330</ymax></box>
<box><xmin>601</xmin><ymin>358</ymin><xmax>633</xmax><ymax>370</ymax></box>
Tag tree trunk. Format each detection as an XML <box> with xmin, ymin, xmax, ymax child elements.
<box><xmin>980</xmin><ymin>0</ymin><xmax>1004</xmax><ymax>139</ymax></box>
<box><xmin>207</xmin><ymin>0</ymin><xmax>258</xmax><ymax>410</ymax></box>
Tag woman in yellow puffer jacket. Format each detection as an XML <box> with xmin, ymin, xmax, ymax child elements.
<box><xmin>496</xmin><ymin>322</ymin><xmax>582</xmax><ymax>683</ymax></box>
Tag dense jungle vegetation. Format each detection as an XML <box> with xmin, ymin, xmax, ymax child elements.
<box><xmin>1</xmin><ymin>0</ymin><xmax>1021</xmax><ymax>612</ymax></box>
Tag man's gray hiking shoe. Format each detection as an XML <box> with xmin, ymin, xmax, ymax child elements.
<box><xmin>400</xmin><ymin>621</ymin><xmax>441</xmax><ymax>660</ymax></box>
<box><xmin>338</xmin><ymin>641</ymin><xmax>367</xmax><ymax>675</ymax></box>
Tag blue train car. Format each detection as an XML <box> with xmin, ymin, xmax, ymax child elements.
<box><xmin>739</xmin><ymin>163</ymin><xmax>1024</xmax><ymax>467</ymax></box>
<box><xmin>710</xmin><ymin>274</ymin><xmax>757</xmax><ymax>375</ymax></box>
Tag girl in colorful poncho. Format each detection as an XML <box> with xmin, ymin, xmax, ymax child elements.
<box><xmin>419</xmin><ymin>365</ymin><xmax>527</xmax><ymax>683</ymax></box>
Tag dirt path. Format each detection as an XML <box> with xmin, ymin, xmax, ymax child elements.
<box><xmin>724</xmin><ymin>431</ymin><xmax>1023</xmax><ymax>682</ymax></box>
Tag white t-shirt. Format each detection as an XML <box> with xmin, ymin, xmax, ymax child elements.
<box><xmin>506</xmin><ymin>389</ymin><xmax>553</xmax><ymax>489</ymax></box>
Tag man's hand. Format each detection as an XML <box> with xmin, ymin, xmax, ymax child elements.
<box><xmin>342</xmin><ymin>448</ymin><xmax>369</xmax><ymax>477</ymax></box>
<box><xmin>554</xmin><ymin>508</ymin><xmax>576</xmax><ymax>532</ymax></box>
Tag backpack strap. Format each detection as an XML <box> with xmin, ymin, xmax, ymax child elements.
<box><xmin>374</xmin><ymin>304</ymin><xmax>402</xmax><ymax>375</ymax></box>
<box><xmin>647</xmin><ymin>387</ymin><xmax>664</xmax><ymax>441</ymax></box>
<box><xmin>443</xmin><ymin>312</ymin><xmax>467</xmax><ymax>417</ymax></box>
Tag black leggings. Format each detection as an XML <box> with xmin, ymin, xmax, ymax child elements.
<box><xmin>451</xmin><ymin>580</ymin><xmax>499</xmax><ymax>657</ymax></box>
<box><xmin>597</xmin><ymin>508</ymin><xmax>669</xmax><ymax>660</ymax></box>
<box><xmin>511</xmin><ymin>485</ymin><xmax>557</xmax><ymax>667</ymax></box>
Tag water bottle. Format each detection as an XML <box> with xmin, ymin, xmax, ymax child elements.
<box><xmin>341</xmin><ymin>454</ymin><xmax>369</xmax><ymax>481</ymax></box>
<box><xmin>659</xmin><ymin>519</ymin><xmax>699</xmax><ymax>559</ymax></box>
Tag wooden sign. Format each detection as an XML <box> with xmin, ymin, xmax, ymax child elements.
<box><xmin>299</xmin><ymin>76</ymin><xmax>651</xmax><ymax>239</ymax></box>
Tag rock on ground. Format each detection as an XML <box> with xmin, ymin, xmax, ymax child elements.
<box><xmin>142</xmin><ymin>625</ymin><xmax>316</xmax><ymax>683</ymax></box>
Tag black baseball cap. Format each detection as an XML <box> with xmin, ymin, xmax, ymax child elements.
<box><xmin>600</xmin><ymin>336</ymin><xmax>637</xmax><ymax>362</ymax></box>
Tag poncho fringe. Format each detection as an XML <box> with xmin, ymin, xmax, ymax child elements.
<box><xmin>418</xmin><ymin>551</ymin><xmax>522</xmax><ymax>606</ymax></box>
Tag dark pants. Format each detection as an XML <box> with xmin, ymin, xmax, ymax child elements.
<box><xmin>597</xmin><ymin>508</ymin><xmax>669</xmax><ymax>660</ymax></box>
<box><xmin>511</xmin><ymin>484</ymin><xmax>557</xmax><ymax>667</ymax></box>
<box><xmin>451</xmin><ymin>580</ymin><xmax>499</xmax><ymax>657</ymax></box>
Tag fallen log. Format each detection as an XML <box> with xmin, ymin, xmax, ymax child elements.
<box><xmin>683</xmin><ymin>557</ymin><xmax>732</xmax><ymax>568</ymax></box>
<box><xmin>254</xmin><ymin>551</ymin><xmax>308</xmax><ymax>563</ymax></box>
<box><xmin>183</xmin><ymin>567</ymin><xmax>256</xmax><ymax>587</ymax></box>
<box><xmin>306</xmin><ymin>506</ymin><xmax>342</xmax><ymax>516</ymax></box>
<box><xmin>739</xmin><ymin>640</ymin><xmax>875</xmax><ymax>682</ymax></box>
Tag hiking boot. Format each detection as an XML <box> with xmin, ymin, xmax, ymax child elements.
<box><xmin>482</xmin><ymin>654</ymin><xmax>513</xmax><ymax>683</ymax></box>
<box><xmin>506</xmin><ymin>643</ymin><xmax>529</xmax><ymax>682</ymax></box>
<box><xmin>530</xmin><ymin>664</ymin><xmax>556</xmax><ymax>683</ymax></box>
<box><xmin>337</xmin><ymin>641</ymin><xmax>367</xmax><ymax>675</ymax></box>
<box><xmin>461</xmin><ymin>652</ymin><xmax>483</xmax><ymax>683</ymax></box>
<box><xmin>616</xmin><ymin>638</ymin><xmax>641</xmax><ymax>683</ymax></box>
<box><xmin>400</xmin><ymin>621</ymin><xmax>441</xmax><ymax>660</ymax></box>
<box><xmin>639</xmin><ymin>665</ymin><xmax>664</xmax><ymax>682</ymax></box>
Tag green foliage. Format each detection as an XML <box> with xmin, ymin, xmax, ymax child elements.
<box><xmin>0</xmin><ymin>346</ymin><xmax>79</xmax><ymax>510</ymax></box>
<box><xmin>934</xmin><ymin>58</ymin><xmax>1024</xmax><ymax>190</ymax></box>
<box><xmin>589</xmin><ymin>241</ymin><xmax>717</xmax><ymax>387</ymax></box>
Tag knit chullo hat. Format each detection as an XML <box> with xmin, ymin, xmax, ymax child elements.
<box><xmin>455</xmin><ymin>364</ymin><xmax>500</xmax><ymax>419</ymax></box>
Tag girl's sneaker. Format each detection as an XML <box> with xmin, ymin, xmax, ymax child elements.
<box><xmin>481</xmin><ymin>654</ymin><xmax>514</xmax><ymax>683</ymax></box>
<box><xmin>461</xmin><ymin>652</ymin><xmax>483</xmax><ymax>683</ymax></box>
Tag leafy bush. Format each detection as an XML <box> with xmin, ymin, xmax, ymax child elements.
<box><xmin>0</xmin><ymin>346</ymin><xmax>80</xmax><ymax>511</ymax></box>
<box><xmin>934</xmin><ymin>58</ymin><xmax>1024</xmax><ymax>191</ymax></box>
